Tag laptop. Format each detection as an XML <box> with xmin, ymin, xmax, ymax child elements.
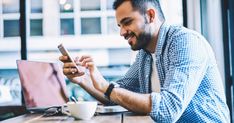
<box><xmin>16</xmin><ymin>60</ymin><xmax>69</xmax><ymax>113</ymax></box>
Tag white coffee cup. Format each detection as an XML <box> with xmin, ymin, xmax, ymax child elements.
<box><xmin>66</xmin><ymin>101</ymin><xmax>97</xmax><ymax>120</ymax></box>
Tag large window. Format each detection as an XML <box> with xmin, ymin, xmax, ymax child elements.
<box><xmin>0</xmin><ymin>0</ymin><xmax>184</xmax><ymax>118</ymax></box>
<box><xmin>0</xmin><ymin>0</ymin><xmax>21</xmax><ymax>68</ymax></box>
<box><xmin>0</xmin><ymin>0</ymin><xmax>22</xmax><ymax>108</ymax></box>
<box><xmin>221</xmin><ymin>0</ymin><xmax>234</xmax><ymax>121</ymax></box>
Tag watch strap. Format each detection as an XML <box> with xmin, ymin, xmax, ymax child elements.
<box><xmin>104</xmin><ymin>82</ymin><xmax>119</xmax><ymax>100</ymax></box>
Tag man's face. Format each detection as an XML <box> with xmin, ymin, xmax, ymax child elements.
<box><xmin>115</xmin><ymin>1</ymin><xmax>152</xmax><ymax>51</ymax></box>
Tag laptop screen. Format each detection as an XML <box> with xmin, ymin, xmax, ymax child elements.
<box><xmin>16</xmin><ymin>60</ymin><xmax>69</xmax><ymax>110</ymax></box>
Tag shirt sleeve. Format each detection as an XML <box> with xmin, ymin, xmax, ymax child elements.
<box><xmin>150</xmin><ymin>32</ymin><xmax>209</xmax><ymax>122</ymax></box>
<box><xmin>115</xmin><ymin>53</ymin><xmax>140</xmax><ymax>93</ymax></box>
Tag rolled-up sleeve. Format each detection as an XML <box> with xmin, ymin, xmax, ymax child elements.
<box><xmin>150</xmin><ymin>32</ymin><xmax>209</xmax><ymax>122</ymax></box>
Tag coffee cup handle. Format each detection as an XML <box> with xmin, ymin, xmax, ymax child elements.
<box><xmin>61</xmin><ymin>104</ymin><xmax>71</xmax><ymax>116</ymax></box>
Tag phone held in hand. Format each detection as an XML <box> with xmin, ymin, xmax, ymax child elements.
<box><xmin>58</xmin><ymin>43</ymin><xmax>80</xmax><ymax>71</ymax></box>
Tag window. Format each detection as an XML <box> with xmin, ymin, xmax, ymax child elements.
<box><xmin>60</xmin><ymin>18</ymin><xmax>74</xmax><ymax>35</ymax></box>
<box><xmin>60</xmin><ymin>0</ymin><xmax>74</xmax><ymax>13</ymax></box>
<box><xmin>107</xmin><ymin>0</ymin><xmax>115</xmax><ymax>10</ymax></box>
<box><xmin>2</xmin><ymin>0</ymin><xmax>19</xmax><ymax>13</ymax></box>
<box><xmin>107</xmin><ymin>17</ymin><xmax>119</xmax><ymax>34</ymax></box>
<box><xmin>0</xmin><ymin>0</ymin><xmax>20</xmax><ymax>68</ymax></box>
<box><xmin>30</xmin><ymin>19</ymin><xmax>43</xmax><ymax>36</ymax></box>
<box><xmin>2</xmin><ymin>0</ymin><xmax>20</xmax><ymax>38</ymax></box>
<box><xmin>31</xmin><ymin>0</ymin><xmax>43</xmax><ymax>13</ymax></box>
<box><xmin>160</xmin><ymin>0</ymin><xmax>183</xmax><ymax>25</ymax></box>
<box><xmin>80</xmin><ymin>0</ymin><xmax>100</xmax><ymax>11</ymax></box>
<box><xmin>0</xmin><ymin>0</ymin><xmax>185</xmax><ymax>109</ymax></box>
<box><xmin>0</xmin><ymin>0</ymin><xmax>22</xmax><ymax>109</ymax></box>
<box><xmin>4</xmin><ymin>20</ymin><xmax>19</xmax><ymax>37</ymax></box>
<box><xmin>29</xmin><ymin>0</ymin><xmax>43</xmax><ymax>36</ymax></box>
<box><xmin>81</xmin><ymin>18</ymin><xmax>101</xmax><ymax>34</ymax></box>
<box><xmin>59</xmin><ymin>0</ymin><xmax>74</xmax><ymax>35</ymax></box>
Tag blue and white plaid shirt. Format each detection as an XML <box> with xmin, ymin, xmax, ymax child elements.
<box><xmin>116</xmin><ymin>23</ymin><xmax>230</xmax><ymax>122</ymax></box>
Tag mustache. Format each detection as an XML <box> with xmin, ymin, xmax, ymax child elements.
<box><xmin>124</xmin><ymin>32</ymin><xmax>136</xmax><ymax>40</ymax></box>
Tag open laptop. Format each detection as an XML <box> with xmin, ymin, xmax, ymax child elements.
<box><xmin>16</xmin><ymin>60</ymin><xmax>69</xmax><ymax>113</ymax></box>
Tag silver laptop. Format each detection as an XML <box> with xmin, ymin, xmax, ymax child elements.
<box><xmin>16</xmin><ymin>60</ymin><xmax>69</xmax><ymax>112</ymax></box>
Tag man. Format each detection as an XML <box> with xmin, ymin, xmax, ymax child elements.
<box><xmin>60</xmin><ymin>0</ymin><xmax>230</xmax><ymax>122</ymax></box>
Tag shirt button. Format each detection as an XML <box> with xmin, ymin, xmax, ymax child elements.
<box><xmin>146</xmin><ymin>75</ymin><xmax>149</xmax><ymax>78</ymax></box>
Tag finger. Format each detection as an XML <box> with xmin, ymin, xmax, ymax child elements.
<box><xmin>79</xmin><ymin>55</ymin><xmax>91</xmax><ymax>62</ymax></box>
<box><xmin>85</xmin><ymin>62</ymin><xmax>94</xmax><ymax>68</ymax></box>
<box><xmin>63</xmin><ymin>62</ymin><xmax>77</xmax><ymax>68</ymax></box>
<box><xmin>63</xmin><ymin>67</ymin><xmax>85</xmax><ymax>76</ymax></box>
<box><xmin>81</xmin><ymin>58</ymin><xmax>93</xmax><ymax>66</ymax></box>
<box><xmin>59</xmin><ymin>56</ymin><xmax>69</xmax><ymax>62</ymax></box>
<box><xmin>63</xmin><ymin>68</ymin><xmax>78</xmax><ymax>75</ymax></box>
<box><xmin>66</xmin><ymin>72</ymin><xmax>85</xmax><ymax>79</ymax></box>
<box><xmin>74</xmin><ymin>58</ymin><xmax>82</xmax><ymax>66</ymax></box>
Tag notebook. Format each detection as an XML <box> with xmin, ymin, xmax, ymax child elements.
<box><xmin>16</xmin><ymin>60</ymin><xmax>69</xmax><ymax>112</ymax></box>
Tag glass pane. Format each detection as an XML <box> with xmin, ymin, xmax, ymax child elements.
<box><xmin>107</xmin><ymin>17</ymin><xmax>119</xmax><ymax>34</ymax></box>
<box><xmin>160</xmin><ymin>0</ymin><xmax>183</xmax><ymax>25</ymax></box>
<box><xmin>107</xmin><ymin>0</ymin><xmax>115</xmax><ymax>10</ymax></box>
<box><xmin>31</xmin><ymin>0</ymin><xmax>43</xmax><ymax>13</ymax></box>
<box><xmin>81</xmin><ymin>18</ymin><xmax>101</xmax><ymax>34</ymax></box>
<box><xmin>30</xmin><ymin>19</ymin><xmax>43</xmax><ymax>36</ymax></box>
<box><xmin>60</xmin><ymin>18</ymin><xmax>74</xmax><ymax>35</ymax></box>
<box><xmin>4</xmin><ymin>20</ymin><xmax>19</xmax><ymax>37</ymax></box>
<box><xmin>2</xmin><ymin>0</ymin><xmax>19</xmax><ymax>13</ymax></box>
<box><xmin>80</xmin><ymin>0</ymin><xmax>100</xmax><ymax>11</ymax></box>
<box><xmin>0</xmin><ymin>60</ymin><xmax>22</xmax><ymax>106</ymax></box>
<box><xmin>59</xmin><ymin>0</ymin><xmax>74</xmax><ymax>13</ymax></box>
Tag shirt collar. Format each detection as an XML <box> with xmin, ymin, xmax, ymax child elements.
<box><xmin>155</xmin><ymin>22</ymin><xmax>170</xmax><ymax>56</ymax></box>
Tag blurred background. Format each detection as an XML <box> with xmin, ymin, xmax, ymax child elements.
<box><xmin>0</xmin><ymin>0</ymin><xmax>183</xmax><ymax>106</ymax></box>
<box><xmin>0</xmin><ymin>0</ymin><xmax>233</xmax><ymax>122</ymax></box>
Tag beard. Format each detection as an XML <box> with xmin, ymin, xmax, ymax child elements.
<box><xmin>130</xmin><ymin>26</ymin><xmax>152</xmax><ymax>51</ymax></box>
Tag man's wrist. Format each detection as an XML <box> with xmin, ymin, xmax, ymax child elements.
<box><xmin>104</xmin><ymin>82</ymin><xmax>120</xmax><ymax>100</ymax></box>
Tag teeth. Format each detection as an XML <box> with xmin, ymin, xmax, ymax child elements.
<box><xmin>126</xmin><ymin>35</ymin><xmax>132</xmax><ymax>40</ymax></box>
<box><xmin>127</xmin><ymin>36</ymin><xmax>131</xmax><ymax>40</ymax></box>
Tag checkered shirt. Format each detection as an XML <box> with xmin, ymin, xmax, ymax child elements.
<box><xmin>116</xmin><ymin>23</ymin><xmax>230</xmax><ymax>123</ymax></box>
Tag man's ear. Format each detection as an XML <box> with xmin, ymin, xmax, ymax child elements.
<box><xmin>146</xmin><ymin>8</ymin><xmax>156</xmax><ymax>23</ymax></box>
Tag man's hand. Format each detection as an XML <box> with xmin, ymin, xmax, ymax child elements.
<box><xmin>59</xmin><ymin>55</ymin><xmax>111</xmax><ymax>104</ymax></box>
<box><xmin>59</xmin><ymin>55</ymin><xmax>86</xmax><ymax>84</ymax></box>
<box><xmin>59</xmin><ymin>55</ymin><xmax>109</xmax><ymax>92</ymax></box>
<box><xmin>78</xmin><ymin>55</ymin><xmax>109</xmax><ymax>93</ymax></box>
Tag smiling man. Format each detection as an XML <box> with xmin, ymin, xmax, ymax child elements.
<box><xmin>59</xmin><ymin>0</ymin><xmax>230</xmax><ymax>122</ymax></box>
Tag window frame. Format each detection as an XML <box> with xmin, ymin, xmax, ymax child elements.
<box><xmin>222</xmin><ymin>0</ymin><xmax>234</xmax><ymax>121</ymax></box>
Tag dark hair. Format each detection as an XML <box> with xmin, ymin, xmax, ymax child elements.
<box><xmin>113</xmin><ymin>0</ymin><xmax>165</xmax><ymax>21</ymax></box>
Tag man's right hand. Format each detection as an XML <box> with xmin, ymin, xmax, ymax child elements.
<box><xmin>59</xmin><ymin>55</ymin><xmax>86</xmax><ymax>84</ymax></box>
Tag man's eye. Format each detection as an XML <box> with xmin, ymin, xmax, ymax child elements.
<box><xmin>123</xmin><ymin>20</ymin><xmax>132</xmax><ymax>26</ymax></box>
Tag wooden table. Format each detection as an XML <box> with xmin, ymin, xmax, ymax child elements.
<box><xmin>1</xmin><ymin>113</ymin><xmax>155</xmax><ymax>123</ymax></box>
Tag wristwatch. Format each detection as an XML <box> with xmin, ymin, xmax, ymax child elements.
<box><xmin>104</xmin><ymin>82</ymin><xmax>120</xmax><ymax>100</ymax></box>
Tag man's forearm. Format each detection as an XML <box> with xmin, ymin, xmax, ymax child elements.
<box><xmin>79</xmin><ymin>82</ymin><xmax>110</xmax><ymax>104</ymax></box>
<box><xmin>110</xmin><ymin>88</ymin><xmax>152</xmax><ymax>114</ymax></box>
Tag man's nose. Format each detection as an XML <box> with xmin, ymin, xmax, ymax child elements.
<box><xmin>120</xmin><ymin>27</ymin><xmax>127</xmax><ymax>37</ymax></box>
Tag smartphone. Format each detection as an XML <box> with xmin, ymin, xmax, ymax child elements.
<box><xmin>58</xmin><ymin>43</ymin><xmax>79</xmax><ymax>71</ymax></box>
